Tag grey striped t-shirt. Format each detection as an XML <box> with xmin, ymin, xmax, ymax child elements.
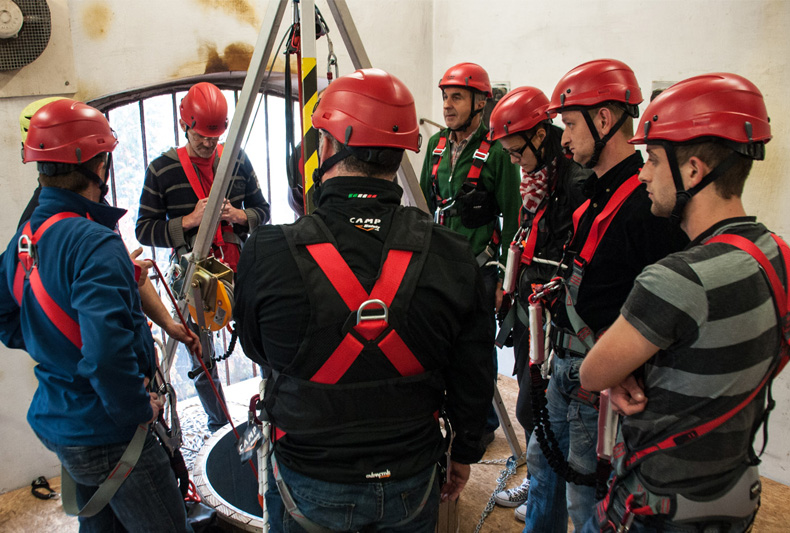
<box><xmin>619</xmin><ymin>218</ymin><xmax>785</xmax><ymax>493</ymax></box>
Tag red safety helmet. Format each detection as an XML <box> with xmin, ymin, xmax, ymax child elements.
<box><xmin>312</xmin><ymin>68</ymin><xmax>420</xmax><ymax>151</ymax></box>
<box><xmin>488</xmin><ymin>86</ymin><xmax>552</xmax><ymax>142</ymax></box>
<box><xmin>180</xmin><ymin>82</ymin><xmax>228</xmax><ymax>137</ymax></box>
<box><xmin>439</xmin><ymin>63</ymin><xmax>493</xmax><ymax>98</ymax></box>
<box><xmin>630</xmin><ymin>72</ymin><xmax>771</xmax><ymax>156</ymax></box>
<box><xmin>23</xmin><ymin>99</ymin><xmax>118</xmax><ymax>164</ymax></box>
<box><xmin>548</xmin><ymin>59</ymin><xmax>642</xmax><ymax>116</ymax></box>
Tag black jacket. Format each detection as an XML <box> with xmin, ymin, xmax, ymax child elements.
<box><xmin>554</xmin><ymin>152</ymin><xmax>689</xmax><ymax>334</ymax></box>
<box><xmin>235</xmin><ymin>176</ymin><xmax>494</xmax><ymax>482</ymax></box>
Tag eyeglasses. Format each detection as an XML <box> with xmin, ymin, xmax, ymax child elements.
<box><xmin>189</xmin><ymin>129</ymin><xmax>221</xmax><ymax>142</ymax></box>
<box><xmin>504</xmin><ymin>143</ymin><xmax>529</xmax><ymax>159</ymax></box>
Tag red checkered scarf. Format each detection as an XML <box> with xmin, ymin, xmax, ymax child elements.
<box><xmin>520</xmin><ymin>158</ymin><xmax>558</xmax><ymax>213</ymax></box>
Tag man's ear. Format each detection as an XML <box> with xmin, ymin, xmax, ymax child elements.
<box><xmin>179</xmin><ymin>119</ymin><xmax>188</xmax><ymax>133</ymax></box>
<box><xmin>596</xmin><ymin>107</ymin><xmax>614</xmax><ymax>136</ymax></box>
<box><xmin>684</xmin><ymin>156</ymin><xmax>712</xmax><ymax>189</ymax></box>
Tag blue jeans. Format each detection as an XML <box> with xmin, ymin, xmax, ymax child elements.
<box><xmin>529</xmin><ymin>355</ymin><xmax>598</xmax><ymax>531</ymax></box>
<box><xmin>523</xmin><ymin>357</ymin><xmax>569</xmax><ymax>533</ymax></box>
<box><xmin>187</xmin><ymin>321</ymin><xmax>229</xmax><ymax>432</ymax></box>
<box><xmin>37</xmin><ymin>431</ymin><xmax>192</xmax><ymax>533</ymax></box>
<box><xmin>266</xmin><ymin>455</ymin><xmax>439</xmax><ymax>532</ymax></box>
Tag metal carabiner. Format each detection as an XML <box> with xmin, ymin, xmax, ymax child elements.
<box><xmin>357</xmin><ymin>299</ymin><xmax>388</xmax><ymax>325</ymax></box>
<box><xmin>326</xmin><ymin>38</ymin><xmax>338</xmax><ymax>81</ymax></box>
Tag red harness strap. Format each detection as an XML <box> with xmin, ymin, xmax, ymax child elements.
<box><xmin>430</xmin><ymin>136</ymin><xmax>492</xmax><ymax>203</ymax></box>
<box><xmin>624</xmin><ymin>232</ymin><xmax>790</xmax><ymax>470</ymax></box>
<box><xmin>520</xmin><ymin>203</ymin><xmax>549</xmax><ymax>265</ymax></box>
<box><xmin>572</xmin><ymin>175</ymin><xmax>642</xmax><ymax>266</ymax></box>
<box><xmin>176</xmin><ymin>144</ymin><xmax>228</xmax><ymax>248</ymax></box>
<box><xmin>306</xmin><ymin>243</ymin><xmax>425</xmax><ymax>384</ymax></box>
<box><xmin>13</xmin><ymin>212</ymin><xmax>83</xmax><ymax>349</ymax></box>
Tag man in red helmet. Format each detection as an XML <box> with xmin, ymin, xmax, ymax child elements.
<box><xmin>136</xmin><ymin>81</ymin><xmax>271</xmax><ymax>432</ymax></box>
<box><xmin>420</xmin><ymin>62</ymin><xmax>521</xmax><ymax>444</ymax></box>
<box><xmin>487</xmin><ymin>86</ymin><xmax>588</xmax><ymax>523</ymax></box>
<box><xmin>579</xmin><ymin>73</ymin><xmax>780</xmax><ymax>533</ymax></box>
<box><xmin>0</xmin><ymin>99</ymin><xmax>191</xmax><ymax>531</ymax></box>
<box><xmin>524</xmin><ymin>60</ymin><xmax>688</xmax><ymax>530</ymax></box>
<box><xmin>235</xmin><ymin>68</ymin><xmax>494</xmax><ymax>532</ymax></box>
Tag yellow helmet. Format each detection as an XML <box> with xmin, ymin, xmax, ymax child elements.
<box><xmin>20</xmin><ymin>96</ymin><xmax>68</xmax><ymax>143</ymax></box>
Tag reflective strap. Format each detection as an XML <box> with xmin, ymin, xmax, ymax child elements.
<box><xmin>61</xmin><ymin>424</ymin><xmax>149</xmax><ymax>517</ymax></box>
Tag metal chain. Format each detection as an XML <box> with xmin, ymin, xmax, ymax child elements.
<box><xmin>472</xmin><ymin>454</ymin><xmax>524</xmax><ymax>533</ymax></box>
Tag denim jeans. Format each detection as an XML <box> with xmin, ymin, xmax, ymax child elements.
<box><xmin>522</xmin><ymin>357</ymin><xmax>569</xmax><ymax>533</ymax></box>
<box><xmin>187</xmin><ymin>321</ymin><xmax>229</xmax><ymax>432</ymax></box>
<box><xmin>37</xmin><ymin>431</ymin><xmax>192</xmax><ymax>533</ymax></box>
<box><xmin>265</xmin><ymin>455</ymin><xmax>440</xmax><ymax>532</ymax></box>
<box><xmin>525</xmin><ymin>355</ymin><xmax>598</xmax><ymax>531</ymax></box>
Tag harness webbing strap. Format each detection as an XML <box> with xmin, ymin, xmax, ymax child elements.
<box><xmin>14</xmin><ymin>213</ymin><xmax>83</xmax><ymax>349</ymax></box>
<box><xmin>430</xmin><ymin>135</ymin><xmax>492</xmax><ymax>204</ymax></box>
<box><xmin>521</xmin><ymin>203</ymin><xmax>548</xmax><ymax>265</ymax></box>
<box><xmin>176</xmin><ymin>145</ymin><xmax>226</xmax><ymax>247</ymax></box>
<box><xmin>576</xmin><ymin>175</ymin><xmax>641</xmax><ymax>265</ymax></box>
<box><xmin>305</xmin><ymin>243</ymin><xmax>423</xmax><ymax>385</ymax></box>
<box><xmin>562</xmin><ymin>175</ymin><xmax>642</xmax><ymax>350</ymax></box>
<box><xmin>625</xmin><ymin>232</ymin><xmax>790</xmax><ymax>471</ymax></box>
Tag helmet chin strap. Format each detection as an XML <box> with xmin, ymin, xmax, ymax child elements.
<box><xmin>524</xmin><ymin>130</ymin><xmax>549</xmax><ymax>172</ymax></box>
<box><xmin>664</xmin><ymin>143</ymin><xmax>741</xmax><ymax>225</ymax></box>
<box><xmin>580</xmin><ymin>107</ymin><xmax>631</xmax><ymax>169</ymax></box>
<box><xmin>449</xmin><ymin>92</ymin><xmax>484</xmax><ymax>133</ymax></box>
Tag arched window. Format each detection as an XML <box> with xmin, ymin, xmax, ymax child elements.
<box><xmin>89</xmin><ymin>73</ymin><xmax>300</xmax><ymax>397</ymax></box>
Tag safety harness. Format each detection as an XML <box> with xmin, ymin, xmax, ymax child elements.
<box><xmin>13</xmin><ymin>212</ymin><xmax>149</xmax><ymax>517</ymax></box>
<box><xmin>176</xmin><ymin>144</ymin><xmax>243</xmax><ymax>272</ymax></box>
<box><xmin>597</xmin><ymin>231</ymin><xmax>790</xmax><ymax>531</ymax></box>
<box><xmin>521</xmin><ymin>175</ymin><xmax>643</xmax><ymax>494</ymax></box>
<box><xmin>266</xmin><ymin>211</ymin><xmax>445</xmax><ymax>530</ymax></box>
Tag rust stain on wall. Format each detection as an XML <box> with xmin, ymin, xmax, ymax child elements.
<box><xmin>203</xmin><ymin>42</ymin><xmax>255</xmax><ymax>73</ymax></box>
<box><xmin>81</xmin><ymin>2</ymin><xmax>113</xmax><ymax>41</ymax></box>
<box><xmin>196</xmin><ymin>0</ymin><xmax>259</xmax><ymax>28</ymax></box>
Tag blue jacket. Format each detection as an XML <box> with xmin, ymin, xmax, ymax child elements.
<box><xmin>0</xmin><ymin>187</ymin><xmax>156</xmax><ymax>446</ymax></box>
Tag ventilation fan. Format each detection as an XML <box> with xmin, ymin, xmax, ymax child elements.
<box><xmin>0</xmin><ymin>0</ymin><xmax>50</xmax><ymax>72</ymax></box>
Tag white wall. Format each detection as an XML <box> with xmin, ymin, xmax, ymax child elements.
<box><xmin>429</xmin><ymin>0</ymin><xmax>790</xmax><ymax>484</ymax></box>
<box><xmin>2</xmin><ymin>0</ymin><xmax>790</xmax><ymax>491</ymax></box>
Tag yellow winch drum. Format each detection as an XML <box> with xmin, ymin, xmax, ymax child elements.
<box><xmin>186</xmin><ymin>257</ymin><xmax>234</xmax><ymax>331</ymax></box>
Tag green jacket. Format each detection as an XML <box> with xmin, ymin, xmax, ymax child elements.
<box><xmin>419</xmin><ymin>122</ymin><xmax>520</xmax><ymax>270</ymax></box>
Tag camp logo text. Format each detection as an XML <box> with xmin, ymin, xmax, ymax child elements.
<box><xmin>365</xmin><ymin>469</ymin><xmax>391</xmax><ymax>479</ymax></box>
<box><xmin>350</xmin><ymin>217</ymin><xmax>381</xmax><ymax>232</ymax></box>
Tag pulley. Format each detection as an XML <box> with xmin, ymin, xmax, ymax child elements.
<box><xmin>186</xmin><ymin>257</ymin><xmax>234</xmax><ymax>331</ymax></box>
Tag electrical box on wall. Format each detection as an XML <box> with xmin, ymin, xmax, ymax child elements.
<box><xmin>0</xmin><ymin>0</ymin><xmax>76</xmax><ymax>98</ymax></box>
